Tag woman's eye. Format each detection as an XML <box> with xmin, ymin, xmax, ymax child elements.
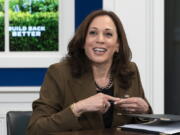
<box><xmin>89</xmin><ymin>31</ymin><xmax>97</xmax><ymax>35</ymax></box>
<box><xmin>105</xmin><ymin>32</ymin><xmax>113</xmax><ymax>37</ymax></box>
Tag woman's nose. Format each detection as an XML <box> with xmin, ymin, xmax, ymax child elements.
<box><xmin>96</xmin><ymin>33</ymin><xmax>105</xmax><ymax>43</ymax></box>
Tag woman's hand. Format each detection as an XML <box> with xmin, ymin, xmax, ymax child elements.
<box><xmin>114</xmin><ymin>97</ymin><xmax>149</xmax><ymax>114</ymax></box>
<box><xmin>74</xmin><ymin>93</ymin><xmax>119</xmax><ymax>115</ymax></box>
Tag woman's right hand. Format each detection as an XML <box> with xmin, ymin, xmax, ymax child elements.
<box><xmin>73</xmin><ymin>93</ymin><xmax>120</xmax><ymax>116</ymax></box>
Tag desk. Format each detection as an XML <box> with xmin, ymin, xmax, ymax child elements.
<box><xmin>52</xmin><ymin>128</ymin><xmax>154</xmax><ymax>135</ymax></box>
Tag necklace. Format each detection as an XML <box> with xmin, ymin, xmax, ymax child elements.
<box><xmin>95</xmin><ymin>74</ymin><xmax>113</xmax><ymax>90</ymax></box>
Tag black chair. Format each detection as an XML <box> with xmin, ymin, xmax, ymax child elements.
<box><xmin>6</xmin><ymin>111</ymin><xmax>32</xmax><ymax>135</ymax></box>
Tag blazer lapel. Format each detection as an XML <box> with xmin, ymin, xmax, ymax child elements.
<box><xmin>113</xmin><ymin>77</ymin><xmax>125</xmax><ymax>98</ymax></box>
<box><xmin>69</xmin><ymin>72</ymin><xmax>96</xmax><ymax>101</ymax></box>
<box><xmin>69</xmin><ymin>72</ymin><xmax>104</xmax><ymax>129</ymax></box>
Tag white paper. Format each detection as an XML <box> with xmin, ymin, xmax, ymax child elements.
<box><xmin>120</xmin><ymin>121</ymin><xmax>180</xmax><ymax>134</ymax></box>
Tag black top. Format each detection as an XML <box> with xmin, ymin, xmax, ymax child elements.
<box><xmin>97</xmin><ymin>86</ymin><xmax>114</xmax><ymax>128</ymax></box>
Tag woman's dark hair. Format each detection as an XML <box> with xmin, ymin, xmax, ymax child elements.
<box><xmin>66</xmin><ymin>10</ymin><xmax>134</xmax><ymax>88</ymax></box>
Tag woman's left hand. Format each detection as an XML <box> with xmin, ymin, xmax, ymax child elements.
<box><xmin>114</xmin><ymin>97</ymin><xmax>149</xmax><ymax>114</ymax></box>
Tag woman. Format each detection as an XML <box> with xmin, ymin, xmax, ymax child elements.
<box><xmin>27</xmin><ymin>10</ymin><xmax>152</xmax><ymax>134</ymax></box>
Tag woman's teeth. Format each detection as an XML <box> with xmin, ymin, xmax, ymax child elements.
<box><xmin>93</xmin><ymin>48</ymin><xmax>107</xmax><ymax>52</ymax></box>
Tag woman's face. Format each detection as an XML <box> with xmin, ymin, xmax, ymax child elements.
<box><xmin>84</xmin><ymin>15</ymin><xmax>119</xmax><ymax>65</ymax></box>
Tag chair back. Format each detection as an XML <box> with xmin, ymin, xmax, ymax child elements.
<box><xmin>6</xmin><ymin>111</ymin><xmax>32</xmax><ymax>135</ymax></box>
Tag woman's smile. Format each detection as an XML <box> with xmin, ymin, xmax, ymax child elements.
<box><xmin>93</xmin><ymin>47</ymin><xmax>107</xmax><ymax>54</ymax></box>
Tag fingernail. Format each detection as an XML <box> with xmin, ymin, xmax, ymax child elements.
<box><xmin>124</xmin><ymin>94</ymin><xmax>130</xmax><ymax>98</ymax></box>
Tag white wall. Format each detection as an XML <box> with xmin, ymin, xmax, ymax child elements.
<box><xmin>104</xmin><ymin>0</ymin><xmax>164</xmax><ymax>114</ymax></box>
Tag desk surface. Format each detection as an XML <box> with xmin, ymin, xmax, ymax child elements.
<box><xmin>52</xmin><ymin>128</ymin><xmax>154</xmax><ymax>135</ymax></box>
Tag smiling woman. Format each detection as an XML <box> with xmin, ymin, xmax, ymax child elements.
<box><xmin>84</xmin><ymin>15</ymin><xmax>119</xmax><ymax>67</ymax></box>
<box><xmin>27</xmin><ymin>10</ymin><xmax>152</xmax><ymax>135</ymax></box>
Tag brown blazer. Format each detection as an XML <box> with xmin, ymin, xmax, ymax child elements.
<box><xmin>27</xmin><ymin>60</ymin><xmax>152</xmax><ymax>135</ymax></box>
